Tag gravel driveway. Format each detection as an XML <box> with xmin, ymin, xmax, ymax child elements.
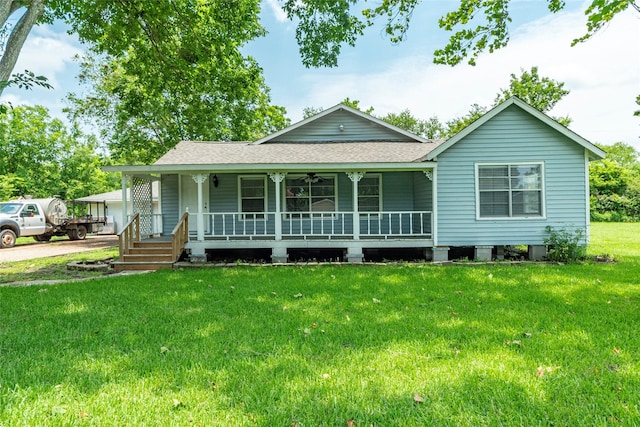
<box><xmin>0</xmin><ymin>235</ymin><xmax>119</xmax><ymax>263</ymax></box>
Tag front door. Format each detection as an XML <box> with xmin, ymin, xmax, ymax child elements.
<box><xmin>180</xmin><ymin>175</ymin><xmax>210</xmax><ymax>233</ymax></box>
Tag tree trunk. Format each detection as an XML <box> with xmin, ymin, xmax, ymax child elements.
<box><xmin>0</xmin><ymin>0</ymin><xmax>46</xmax><ymax>95</ymax></box>
<box><xmin>0</xmin><ymin>1</ymin><xmax>23</xmax><ymax>29</ymax></box>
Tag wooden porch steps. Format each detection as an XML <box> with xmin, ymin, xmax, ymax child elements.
<box><xmin>113</xmin><ymin>240</ymin><xmax>176</xmax><ymax>272</ymax></box>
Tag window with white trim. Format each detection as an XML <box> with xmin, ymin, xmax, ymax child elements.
<box><xmin>358</xmin><ymin>174</ymin><xmax>381</xmax><ymax>212</ymax></box>
<box><xmin>285</xmin><ymin>174</ymin><xmax>336</xmax><ymax>213</ymax></box>
<box><xmin>239</xmin><ymin>176</ymin><xmax>266</xmax><ymax>218</ymax></box>
<box><xmin>477</xmin><ymin>163</ymin><xmax>544</xmax><ymax>218</ymax></box>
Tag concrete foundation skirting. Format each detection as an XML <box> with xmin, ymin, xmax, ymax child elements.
<box><xmin>528</xmin><ymin>245</ymin><xmax>547</xmax><ymax>261</ymax></box>
<box><xmin>346</xmin><ymin>245</ymin><xmax>364</xmax><ymax>264</ymax></box>
<box><xmin>474</xmin><ymin>245</ymin><xmax>493</xmax><ymax>261</ymax></box>
<box><xmin>189</xmin><ymin>254</ymin><xmax>207</xmax><ymax>263</ymax></box>
<box><xmin>433</xmin><ymin>247</ymin><xmax>450</xmax><ymax>262</ymax></box>
<box><xmin>271</xmin><ymin>247</ymin><xmax>288</xmax><ymax>263</ymax></box>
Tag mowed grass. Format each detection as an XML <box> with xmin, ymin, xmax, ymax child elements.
<box><xmin>0</xmin><ymin>224</ymin><xmax>638</xmax><ymax>426</ymax></box>
<box><xmin>0</xmin><ymin>247</ymin><xmax>119</xmax><ymax>284</ymax></box>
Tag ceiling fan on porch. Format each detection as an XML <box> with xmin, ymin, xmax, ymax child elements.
<box><xmin>302</xmin><ymin>173</ymin><xmax>324</xmax><ymax>184</ymax></box>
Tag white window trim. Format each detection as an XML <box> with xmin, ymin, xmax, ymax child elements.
<box><xmin>238</xmin><ymin>175</ymin><xmax>268</xmax><ymax>220</ymax></box>
<box><xmin>282</xmin><ymin>173</ymin><xmax>339</xmax><ymax>216</ymax></box>
<box><xmin>475</xmin><ymin>162</ymin><xmax>546</xmax><ymax>220</ymax></box>
<box><xmin>358</xmin><ymin>173</ymin><xmax>382</xmax><ymax>213</ymax></box>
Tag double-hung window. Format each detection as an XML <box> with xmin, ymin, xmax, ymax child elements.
<box><xmin>477</xmin><ymin>163</ymin><xmax>544</xmax><ymax>218</ymax></box>
<box><xmin>239</xmin><ymin>176</ymin><xmax>266</xmax><ymax>219</ymax></box>
<box><xmin>285</xmin><ymin>175</ymin><xmax>336</xmax><ymax>215</ymax></box>
<box><xmin>358</xmin><ymin>174</ymin><xmax>381</xmax><ymax>212</ymax></box>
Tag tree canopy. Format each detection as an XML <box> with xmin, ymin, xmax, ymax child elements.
<box><xmin>66</xmin><ymin>50</ymin><xmax>288</xmax><ymax>164</ymax></box>
<box><xmin>283</xmin><ymin>0</ymin><xmax>639</xmax><ymax>67</ymax></box>
<box><xmin>1</xmin><ymin>1</ymin><xmax>291</xmax><ymax>163</ymax></box>
<box><xmin>0</xmin><ymin>105</ymin><xmax>118</xmax><ymax>200</ymax></box>
<box><xmin>4</xmin><ymin>0</ymin><xmax>637</xmax><ymax>87</ymax></box>
<box><xmin>590</xmin><ymin>142</ymin><xmax>640</xmax><ymax>222</ymax></box>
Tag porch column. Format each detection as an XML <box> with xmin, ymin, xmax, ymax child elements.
<box><xmin>269</xmin><ymin>172</ymin><xmax>286</xmax><ymax>241</ymax></box>
<box><xmin>191</xmin><ymin>173</ymin><xmax>208</xmax><ymax>241</ymax></box>
<box><xmin>424</xmin><ymin>168</ymin><xmax>437</xmax><ymax>246</ymax></box>
<box><xmin>346</xmin><ymin>172</ymin><xmax>364</xmax><ymax>240</ymax></box>
<box><xmin>121</xmin><ymin>174</ymin><xmax>129</xmax><ymax>229</ymax></box>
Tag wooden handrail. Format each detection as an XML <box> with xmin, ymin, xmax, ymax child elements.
<box><xmin>118</xmin><ymin>213</ymin><xmax>140</xmax><ymax>258</ymax></box>
<box><xmin>171</xmin><ymin>211</ymin><xmax>189</xmax><ymax>261</ymax></box>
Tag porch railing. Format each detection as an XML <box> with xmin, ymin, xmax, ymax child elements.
<box><xmin>171</xmin><ymin>212</ymin><xmax>189</xmax><ymax>261</ymax></box>
<box><xmin>191</xmin><ymin>211</ymin><xmax>432</xmax><ymax>240</ymax></box>
<box><xmin>118</xmin><ymin>213</ymin><xmax>140</xmax><ymax>258</ymax></box>
<box><xmin>283</xmin><ymin>212</ymin><xmax>350</xmax><ymax>237</ymax></box>
<box><xmin>200</xmin><ymin>212</ymin><xmax>277</xmax><ymax>239</ymax></box>
<box><xmin>360</xmin><ymin>211</ymin><xmax>432</xmax><ymax>237</ymax></box>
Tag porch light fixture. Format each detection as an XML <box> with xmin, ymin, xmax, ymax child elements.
<box><xmin>212</xmin><ymin>174</ymin><xmax>219</xmax><ymax>187</ymax></box>
<box><xmin>338</xmin><ymin>124</ymin><xmax>344</xmax><ymax>131</ymax></box>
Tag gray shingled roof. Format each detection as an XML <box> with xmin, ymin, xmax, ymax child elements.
<box><xmin>75</xmin><ymin>182</ymin><xmax>159</xmax><ymax>202</ymax></box>
<box><xmin>154</xmin><ymin>141</ymin><xmax>445</xmax><ymax>166</ymax></box>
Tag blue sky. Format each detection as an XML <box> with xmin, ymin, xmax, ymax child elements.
<box><xmin>2</xmin><ymin>0</ymin><xmax>639</xmax><ymax>150</ymax></box>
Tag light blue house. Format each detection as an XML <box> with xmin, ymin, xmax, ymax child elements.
<box><xmin>107</xmin><ymin>97</ymin><xmax>605</xmax><ymax>269</ymax></box>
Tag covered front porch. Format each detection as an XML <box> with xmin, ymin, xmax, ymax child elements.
<box><xmin>120</xmin><ymin>167</ymin><xmax>440</xmax><ymax>263</ymax></box>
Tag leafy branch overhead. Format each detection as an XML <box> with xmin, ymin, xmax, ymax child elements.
<box><xmin>283</xmin><ymin>0</ymin><xmax>639</xmax><ymax>67</ymax></box>
<box><xmin>0</xmin><ymin>70</ymin><xmax>52</xmax><ymax>92</ymax></box>
<box><xmin>0</xmin><ymin>70</ymin><xmax>52</xmax><ymax>113</ymax></box>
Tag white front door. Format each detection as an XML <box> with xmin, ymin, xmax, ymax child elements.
<box><xmin>180</xmin><ymin>175</ymin><xmax>210</xmax><ymax>233</ymax></box>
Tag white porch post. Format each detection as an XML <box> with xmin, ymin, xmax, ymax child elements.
<box><xmin>346</xmin><ymin>172</ymin><xmax>365</xmax><ymax>263</ymax></box>
<box><xmin>431</xmin><ymin>167</ymin><xmax>438</xmax><ymax>246</ymax></box>
<box><xmin>425</xmin><ymin>167</ymin><xmax>446</xmax><ymax>261</ymax></box>
<box><xmin>269</xmin><ymin>172</ymin><xmax>286</xmax><ymax>241</ymax></box>
<box><xmin>121</xmin><ymin>174</ymin><xmax>129</xmax><ymax>229</ymax></box>
<box><xmin>346</xmin><ymin>172</ymin><xmax>364</xmax><ymax>240</ymax></box>
<box><xmin>192</xmin><ymin>173</ymin><xmax>208</xmax><ymax>241</ymax></box>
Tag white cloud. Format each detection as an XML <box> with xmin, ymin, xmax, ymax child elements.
<box><xmin>9</xmin><ymin>24</ymin><xmax>83</xmax><ymax>88</ymax></box>
<box><xmin>265</xmin><ymin>0</ymin><xmax>288</xmax><ymax>23</ymax></box>
<box><xmin>294</xmin><ymin>6</ymin><xmax>640</xmax><ymax>149</ymax></box>
<box><xmin>0</xmin><ymin>23</ymin><xmax>83</xmax><ymax>123</ymax></box>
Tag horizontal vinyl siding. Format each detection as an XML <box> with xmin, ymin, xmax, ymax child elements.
<box><xmin>271</xmin><ymin>110</ymin><xmax>410</xmax><ymax>142</ymax></box>
<box><xmin>382</xmin><ymin>172</ymin><xmax>414</xmax><ymax>211</ymax></box>
<box><xmin>413</xmin><ymin>171</ymin><xmax>433</xmax><ymax>212</ymax></box>
<box><xmin>190</xmin><ymin>172</ymin><xmax>423</xmax><ymax>213</ymax></box>
<box><xmin>161</xmin><ymin>174</ymin><xmax>179</xmax><ymax>235</ymax></box>
<box><xmin>210</xmin><ymin>173</ymin><xmax>240</xmax><ymax>212</ymax></box>
<box><xmin>437</xmin><ymin>105</ymin><xmax>588</xmax><ymax>246</ymax></box>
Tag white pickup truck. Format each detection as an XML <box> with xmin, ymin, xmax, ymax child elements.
<box><xmin>0</xmin><ymin>197</ymin><xmax>106</xmax><ymax>248</ymax></box>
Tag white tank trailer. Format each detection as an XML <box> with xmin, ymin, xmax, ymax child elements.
<box><xmin>28</xmin><ymin>198</ymin><xmax>68</xmax><ymax>225</ymax></box>
<box><xmin>0</xmin><ymin>197</ymin><xmax>108</xmax><ymax>248</ymax></box>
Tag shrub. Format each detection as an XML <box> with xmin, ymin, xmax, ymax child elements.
<box><xmin>544</xmin><ymin>226</ymin><xmax>586</xmax><ymax>263</ymax></box>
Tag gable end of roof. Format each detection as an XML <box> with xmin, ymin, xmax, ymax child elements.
<box><xmin>425</xmin><ymin>97</ymin><xmax>605</xmax><ymax>160</ymax></box>
<box><xmin>253</xmin><ymin>103</ymin><xmax>429</xmax><ymax>144</ymax></box>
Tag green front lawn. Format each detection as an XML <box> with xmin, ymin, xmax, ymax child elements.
<box><xmin>0</xmin><ymin>223</ymin><xmax>638</xmax><ymax>425</ymax></box>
